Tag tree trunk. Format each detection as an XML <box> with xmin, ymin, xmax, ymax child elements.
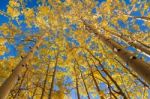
<box><xmin>0</xmin><ymin>33</ymin><xmax>48</xmax><ymax>99</ymax></box>
<box><xmin>90</xmin><ymin>58</ymin><xmax>125</xmax><ymax>99</ymax></box>
<box><xmin>13</xmin><ymin>68</ymin><xmax>28</xmax><ymax>98</ymax></box>
<box><xmin>75</xmin><ymin>59</ymin><xmax>90</xmax><ymax>99</ymax></box>
<box><xmin>83</xmin><ymin>21</ymin><xmax>150</xmax><ymax>84</ymax></box>
<box><xmin>32</xmin><ymin>78</ymin><xmax>41</xmax><ymax>99</ymax></box>
<box><xmin>73</xmin><ymin>64</ymin><xmax>80</xmax><ymax>99</ymax></box>
<box><xmin>48</xmin><ymin>52</ymin><xmax>59</xmax><ymax>99</ymax></box>
<box><xmin>84</xmin><ymin>56</ymin><xmax>104</xmax><ymax>99</ymax></box>
<box><xmin>40</xmin><ymin>62</ymin><xmax>50</xmax><ymax>99</ymax></box>
<box><xmin>114</xmin><ymin>58</ymin><xmax>149</xmax><ymax>88</ymax></box>
<box><xmin>86</xmin><ymin>51</ymin><xmax>127</xmax><ymax>98</ymax></box>
<box><xmin>102</xmin><ymin>27</ymin><xmax>150</xmax><ymax>55</ymax></box>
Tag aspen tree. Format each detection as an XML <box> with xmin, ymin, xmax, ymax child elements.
<box><xmin>73</xmin><ymin>64</ymin><xmax>80</xmax><ymax>99</ymax></box>
<box><xmin>82</xmin><ymin>21</ymin><xmax>150</xmax><ymax>84</ymax></box>
<box><xmin>40</xmin><ymin>62</ymin><xmax>50</xmax><ymax>99</ymax></box>
<box><xmin>48</xmin><ymin>52</ymin><xmax>59</xmax><ymax>99</ymax></box>
<box><xmin>75</xmin><ymin>58</ymin><xmax>91</xmax><ymax>99</ymax></box>
<box><xmin>0</xmin><ymin>33</ymin><xmax>48</xmax><ymax>99</ymax></box>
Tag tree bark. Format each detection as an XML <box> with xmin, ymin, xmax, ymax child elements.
<box><xmin>32</xmin><ymin>78</ymin><xmax>41</xmax><ymax>99</ymax></box>
<box><xmin>73</xmin><ymin>64</ymin><xmax>80</xmax><ymax>99</ymax></box>
<box><xmin>114</xmin><ymin>58</ymin><xmax>149</xmax><ymax>88</ymax></box>
<box><xmin>87</xmin><ymin>51</ymin><xmax>127</xmax><ymax>99</ymax></box>
<box><xmin>84</xmin><ymin>56</ymin><xmax>104</xmax><ymax>99</ymax></box>
<box><xmin>83</xmin><ymin>21</ymin><xmax>150</xmax><ymax>84</ymax></box>
<box><xmin>90</xmin><ymin>58</ymin><xmax>126</xmax><ymax>99</ymax></box>
<box><xmin>48</xmin><ymin>52</ymin><xmax>59</xmax><ymax>99</ymax></box>
<box><xmin>75</xmin><ymin>59</ymin><xmax>90</xmax><ymax>99</ymax></box>
<box><xmin>0</xmin><ymin>33</ymin><xmax>48</xmax><ymax>99</ymax></box>
<box><xmin>40</xmin><ymin>62</ymin><xmax>50</xmax><ymax>99</ymax></box>
<box><xmin>102</xmin><ymin>27</ymin><xmax>150</xmax><ymax>55</ymax></box>
<box><xmin>13</xmin><ymin>68</ymin><xmax>28</xmax><ymax>98</ymax></box>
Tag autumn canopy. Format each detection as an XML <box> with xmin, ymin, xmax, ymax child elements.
<box><xmin>0</xmin><ymin>0</ymin><xmax>150</xmax><ymax>99</ymax></box>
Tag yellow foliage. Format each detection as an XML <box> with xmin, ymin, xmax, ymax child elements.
<box><xmin>119</xmin><ymin>15</ymin><xmax>128</xmax><ymax>22</ymax></box>
<box><xmin>0</xmin><ymin>46</ymin><xmax>7</xmax><ymax>55</ymax></box>
<box><xmin>7</xmin><ymin>0</ymin><xmax>20</xmax><ymax>18</ymax></box>
<box><xmin>0</xmin><ymin>24</ymin><xmax>9</xmax><ymax>36</ymax></box>
<box><xmin>111</xmin><ymin>17</ymin><xmax>118</xmax><ymax>26</ymax></box>
<box><xmin>36</xmin><ymin>16</ymin><xmax>47</xmax><ymax>28</ymax></box>
<box><xmin>23</xmin><ymin>9</ymin><xmax>35</xmax><ymax>26</ymax></box>
<box><xmin>7</xmin><ymin>6</ymin><xmax>20</xmax><ymax>18</ymax></box>
<box><xmin>0</xmin><ymin>23</ymin><xmax>19</xmax><ymax>36</ymax></box>
<box><xmin>23</xmin><ymin>9</ymin><xmax>34</xmax><ymax>18</ymax></box>
<box><xmin>101</xmin><ymin>20</ymin><xmax>108</xmax><ymax>27</ymax></box>
<box><xmin>93</xmin><ymin>71</ymin><xmax>101</xmax><ymax>79</ymax></box>
<box><xmin>9</xmin><ymin>0</ymin><xmax>20</xmax><ymax>7</ymax></box>
<box><xmin>66</xmin><ymin>0</ymin><xmax>71</xmax><ymax>3</ymax></box>
<box><xmin>0</xmin><ymin>37</ymin><xmax>7</xmax><ymax>55</ymax></box>
<box><xmin>0</xmin><ymin>38</ymin><xmax>6</xmax><ymax>45</ymax></box>
<box><xmin>101</xmin><ymin>2</ymin><xmax>112</xmax><ymax>14</ymax></box>
<box><xmin>144</xmin><ymin>4</ymin><xmax>149</xmax><ymax>9</ymax></box>
<box><xmin>38</xmin><ymin>6</ymin><xmax>51</xmax><ymax>16</ymax></box>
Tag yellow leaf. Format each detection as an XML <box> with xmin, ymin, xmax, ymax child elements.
<box><xmin>0</xmin><ymin>45</ymin><xmax>7</xmax><ymax>56</ymax></box>
<box><xmin>7</xmin><ymin>6</ymin><xmax>20</xmax><ymax>18</ymax></box>
<box><xmin>0</xmin><ymin>38</ymin><xmax>6</xmax><ymax>44</ymax></box>
<box><xmin>38</xmin><ymin>6</ymin><xmax>50</xmax><ymax>16</ymax></box>
<box><xmin>9</xmin><ymin>0</ymin><xmax>20</xmax><ymax>7</ymax></box>
<box><xmin>0</xmin><ymin>23</ymin><xmax>9</xmax><ymax>35</ymax></box>
<box><xmin>101</xmin><ymin>20</ymin><xmax>108</xmax><ymax>27</ymax></box>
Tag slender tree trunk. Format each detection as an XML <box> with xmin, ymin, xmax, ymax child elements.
<box><xmin>118</xmin><ymin>72</ymin><xmax>131</xmax><ymax>99</ymax></box>
<box><xmin>92</xmin><ymin>60</ymin><xmax>122</xmax><ymax>99</ymax></box>
<box><xmin>101</xmin><ymin>66</ymin><xmax>127</xmax><ymax>98</ymax></box>
<box><xmin>0</xmin><ymin>33</ymin><xmax>47</xmax><ymax>99</ymax></box>
<box><xmin>82</xmin><ymin>21</ymin><xmax>150</xmax><ymax>84</ymax></box>
<box><xmin>117</xmin><ymin>10</ymin><xmax>150</xmax><ymax>22</ymax></box>
<box><xmin>102</xmin><ymin>27</ymin><xmax>150</xmax><ymax>55</ymax></box>
<box><xmin>85</xmin><ymin>49</ymin><xmax>127</xmax><ymax>98</ymax></box>
<box><xmin>94</xmin><ymin>65</ymin><xmax>117</xmax><ymax>99</ymax></box>
<box><xmin>114</xmin><ymin>58</ymin><xmax>149</xmax><ymax>88</ymax></box>
<box><xmin>40</xmin><ymin>62</ymin><xmax>50</xmax><ymax>99</ymax></box>
<box><xmin>126</xmin><ymin>14</ymin><xmax>150</xmax><ymax>22</ymax></box>
<box><xmin>13</xmin><ymin>68</ymin><xmax>28</xmax><ymax>98</ymax></box>
<box><xmin>48</xmin><ymin>52</ymin><xmax>59</xmax><ymax>99</ymax></box>
<box><xmin>73</xmin><ymin>64</ymin><xmax>80</xmax><ymax>99</ymax></box>
<box><xmin>75</xmin><ymin>59</ymin><xmax>90</xmax><ymax>99</ymax></box>
<box><xmin>32</xmin><ymin>78</ymin><xmax>41</xmax><ymax>99</ymax></box>
<box><xmin>84</xmin><ymin>56</ymin><xmax>104</xmax><ymax>99</ymax></box>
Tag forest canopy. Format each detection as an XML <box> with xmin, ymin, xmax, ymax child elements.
<box><xmin>0</xmin><ymin>0</ymin><xmax>150</xmax><ymax>99</ymax></box>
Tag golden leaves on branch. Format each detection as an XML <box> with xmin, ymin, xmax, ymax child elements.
<box><xmin>9</xmin><ymin>0</ymin><xmax>20</xmax><ymax>7</ymax></box>
<box><xmin>119</xmin><ymin>15</ymin><xmax>128</xmax><ymax>22</ymax></box>
<box><xmin>0</xmin><ymin>37</ymin><xmax>7</xmax><ymax>55</ymax></box>
<box><xmin>36</xmin><ymin>16</ymin><xmax>49</xmax><ymax>29</ymax></box>
<box><xmin>99</xmin><ymin>0</ymin><xmax>115</xmax><ymax>14</ymax></box>
<box><xmin>0</xmin><ymin>46</ymin><xmax>7</xmax><ymax>56</ymax></box>
<box><xmin>0</xmin><ymin>38</ymin><xmax>6</xmax><ymax>45</ymax></box>
<box><xmin>0</xmin><ymin>24</ymin><xmax>10</xmax><ymax>36</ymax></box>
<box><xmin>7</xmin><ymin>6</ymin><xmax>19</xmax><ymax>18</ymax></box>
<box><xmin>38</xmin><ymin>6</ymin><xmax>51</xmax><ymax>16</ymax></box>
<box><xmin>7</xmin><ymin>0</ymin><xmax>20</xmax><ymax>18</ymax></box>
<box><xmin>0</xmin><ymin>23</ymin><xmax>19</xmax><ymax>36</ymax></box>
<box><xmin>101</xmin><ymin>20</ymin><xmax>108</xmax><ymax>27</ymax></box>
<box><xmin>23</xmin><ymin>8</ymin><xmax>35</xmax><ymax>27</ymax></box>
